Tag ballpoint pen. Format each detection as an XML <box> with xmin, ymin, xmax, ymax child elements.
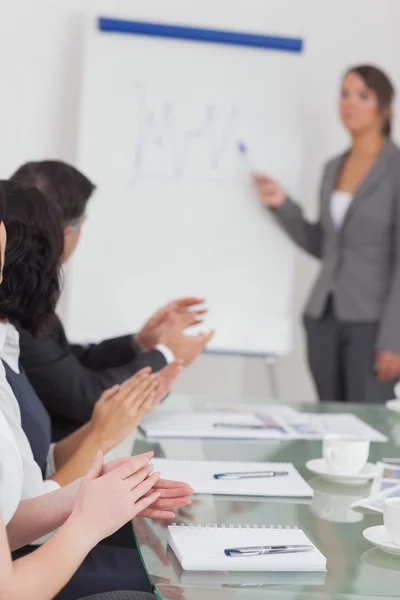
<box><xmin>214</xmin><ymin>471</ymin><xmax>289</xmax><ymax>480</ymax></box>
<box><xmin>213</xmin><ymin>423</ymin><xmax>283</xmax><ymax>431</ymax></box>
<box><xmin>224</xmin><ymin>545</ymin><xmax>314</xmax><ymax>556</ymax></box>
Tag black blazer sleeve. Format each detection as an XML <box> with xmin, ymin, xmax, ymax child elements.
<box><xmin>70</xmin><ymin>334</ymin><xmax>143</xmax><ymax>371</ymax></box>
<box><xmin>17</xmin><ymin>320</ymin><xmax>167</xmax><ymax>424</ymax></box>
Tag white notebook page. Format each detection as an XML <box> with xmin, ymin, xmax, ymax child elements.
<box><xmin>152</xmin><ymin>459</ymin><xmax>313</xmax><ymax>498</ymax></box>
<box><xmin>168</xmin><ymin>525</ymin><xmax>326</xmax><ymax>572</ymax></box>
<box><xmin>140</xmin><ymin>411</ymin><xmax>289</xmax><ymax>439</ymax></box>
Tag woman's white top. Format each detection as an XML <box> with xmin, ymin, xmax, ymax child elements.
<box><xmin>0</xmin><ymin>322</ymin><xmax>59</xmax><ymax>504</ymax></box>
<box><xmin>0</xmin><ymin>410</ymin><xmax>23</xmax><ymax>524</ymax></box>
<box><xmin>330</xmin><ymin>191</ymin><xmax>353</xmax><ymax>230</ymax></box>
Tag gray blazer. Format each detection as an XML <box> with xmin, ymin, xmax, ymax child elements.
<box><xmin>273</xmin><ymin>138</ymin><xmax>400</xmax><ymax>354</ymax></box>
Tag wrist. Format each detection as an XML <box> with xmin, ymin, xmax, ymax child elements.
<box><xmin>62</xmin><ymin>512</ymin><xmax>101</xmax><ymax>551</ymax></box>
<box><xmin>134</xmin><ymin>331</ymin><xmax>149</xmax><ymax>353</ymax></box>
<box><xmin>85</xmin><ymin>427</ymin><xmax>113</xmax><ymax>455</ymax></box>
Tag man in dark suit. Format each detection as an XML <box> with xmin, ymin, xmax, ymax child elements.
<box><xmin>11</xmin><ymin>161</ymin><xmax>213</xmax><ymax>438</ymax></box>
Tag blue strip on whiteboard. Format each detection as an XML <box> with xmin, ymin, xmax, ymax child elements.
<box><xmin>98</xmin><ymin>17</ymin><xmax>303</xmax><ymax>53</ymax></box>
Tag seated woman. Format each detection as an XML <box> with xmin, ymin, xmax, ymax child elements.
<box><xmin>0</xmin><ymin>186</ymin><xmax>164</xmax><ymax>599</ymax></box>
<box><xmin>0</xmin><ymin>181</ymin><xmax>192</xmax><ymax>599</ymax></box>
<box><xmin>0</xmin><ymin>181</ymin><xmax>185</xmax><ymax>489</ymax></box>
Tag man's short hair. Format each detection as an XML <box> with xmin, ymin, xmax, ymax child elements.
<box><xmin>11</xmin><ymin>160</ymin><xmax>96</xmax><ymax>226</ymax></box>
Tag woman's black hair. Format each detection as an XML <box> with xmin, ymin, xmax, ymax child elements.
<box><xmin>346</xmin><ymin>64</ymin><xmax>395</xmax><ymax>136</ymax></box>
<box><xmin>0</xmin><ymin>180</ymin><xmax>63</xmax><ymax>335</ymax></box>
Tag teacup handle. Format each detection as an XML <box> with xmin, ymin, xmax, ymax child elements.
<box><xmin>326</xmin><ymin>447</ymin><xmax>340</xmax><ymax>470</ymax></box>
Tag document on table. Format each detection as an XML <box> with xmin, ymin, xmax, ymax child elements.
<box><xmin>140</xmin><ymin>411</ymin><xmax>290</xmax><ymax>440</ymax></box>
<box><xmin>206</xmin><ymin>403</ymin><xmax>300</xmax><ymax>420</ymax></box>
<box><xmin>141</xmin><ymin>410</ymin><xmax>387</xmax><ymax>442</ymax></box>
<box><xmin>352</xmin><ymin>462</ymin><xmax>400</xmax><ymax>513</ymax></box>
<box><xmin>285</xmin><ymin>413</ymin><xmax>388</xmax><ymax>443</ymax></box>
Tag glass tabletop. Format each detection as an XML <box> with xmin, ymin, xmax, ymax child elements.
<box><xmin>132</xmin><ymin>395</ymin><xmax>400</xmax><ymax>600</ymax></box>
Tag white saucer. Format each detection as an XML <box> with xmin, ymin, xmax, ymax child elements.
<box><xmin>386</xmin><ymin>399</ymin><xmax>400</xmax><ymax>414</ymax></box>
<box><xmin>306</xmin><ymin>458</ymin><xmax>380</xmax><ymax>486</ymax></box>
<box><xmin>363</xmin><ymin>526</ymin><xmax>400</xmax><ymax>556</ymax></box>
<box><xmin>361</xmin><ymin>547</ymin><xmax>400</xmax><ymax>570</ymax></box>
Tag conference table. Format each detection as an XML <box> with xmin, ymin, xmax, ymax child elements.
<box><xmin>131</xmin><ymin>395</ymin><xmax>400</xmax><ymax>600</ymax></box>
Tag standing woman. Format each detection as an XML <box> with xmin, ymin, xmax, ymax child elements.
<box><xmin>255</xmin><ymin>65</ymin><xmax>400</xmax><ymax>403</ymax></box>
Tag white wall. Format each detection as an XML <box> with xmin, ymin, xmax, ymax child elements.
<box><xmin>1</xmin><ymin>0</ymin><xmax>400</xmax><ymax>402</ymax></box>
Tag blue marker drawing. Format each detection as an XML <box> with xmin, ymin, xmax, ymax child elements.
<box><xmin>237</xmin><ymin>141</ymin><xmax>248</xmax><ymax>155</ymax></box>
<box><xmin>130</xmin><ymin>84</ymin><xmax>239</xmax><ymax>183</ymax></box>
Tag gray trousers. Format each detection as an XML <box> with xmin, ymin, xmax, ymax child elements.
<box><xmin>304</xmin><ymin>299</ymin><xmax>395</xmax><ymax>403</ymax></box>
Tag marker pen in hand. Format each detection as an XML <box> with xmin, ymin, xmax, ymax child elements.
<box><xmin>237</xmin><ymin>141</ymin><xmax>264</xmax><ymax>177</ymax></box>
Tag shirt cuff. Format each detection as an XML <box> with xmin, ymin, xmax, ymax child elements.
<box><xmin>155</xmin><ymin>344</ymin><xmax>175</xmax><ymax>364</ymax></box>
<box><xmin>45</xmin><ymin>443</ymin><xmax>57</xmax><ymax>479</ymax></box>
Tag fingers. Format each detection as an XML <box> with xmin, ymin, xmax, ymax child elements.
<box><xmin>101</xmin><ymin>456</ymin><xmax>127</xmax><ymax>475</ymax></box>
<box><xmin>110</xmin><ymin>453</ymin><xmax>154</xmax><ymax>480</ymax></box>
<box><xmin>147</xmin><ymin>497</ymin><xmax>192</xmax><ymax>510</ymax></box>
<box><xmin>130</xmin><ymin>471</ymin><xmax>160</xmax><ymax>502</ymax></box>
<box><xmin>154</xmin><ymin>479</ymin><xmax>194</xmax><ymax>494</ymax></box>
<box><xmin>133</xmin><ymin>491</ymin><xmax>162</xmax><ymax>517</ymax></box>
<box><xmin>159</xmin><ymin>360</ymin><xmax>184</xmax><ymax>376</ymax></box>
<box><xmin>98</xmin><ymin>384</ymin><xmax>120</xmax><ymax>403</ymax></box>
<box><xmin>378</xmin><ymin>364</ymin><xmax>397</xmax><ymax>383</ymax></box>
<box><xmin>156</xmin><ymin>361</ymin><xmax>183</xmax><ymax>388</ymax></box>
<box><xmin>253</xmin><ymin>173</ymin><xmax>271</xmax><ymax>183</ymax></box>
<box><xmin>120</xmin><ymin>368</ymin><xmax>152</xmax><ymax>393</ymax></box>
<box><xmin>191</xmin><ymin>330</ymin><xmax>215</xmax><ymax>352</ymax></box>
<box><xmin>139</xmin><ymin>508</ymin><xmax>176</xmax><ymax>520</ymax></box>
<box><xmin>120</xmin><ymin>373</ymin><xmax>160</xmax><ymax>410</ymax></box>
<box><xmin>102</xmin><ymin>452</ymin><xmax>154</xmax><ymax>475</ymax></box>
<box><xmin>170</xmin><ymin>311</ymin><xmax>201</xmax><ymax>331</ymax></box>
<box><xmin>375</xmin><ymin>355</ymin><xmax>399</xmax><ymax>383</ymax></box>
<box><xmin>201</xmin><ymin>329</ymin><xmax>215</xmax><ymax>344</ymax></box>
<box><xmin>154</xmin><ymin>487</ymin><xmax>193</xmax><ymax>500</ymax></box>
<box><xmin>124</xmin><ymin>464</ymin><xmax>154</xmax><ymax>491</ymax></box>
<box><xmin>175</xmin><ymin>296</ymin><xmax>205</xmax><ymax>308</ymax></box>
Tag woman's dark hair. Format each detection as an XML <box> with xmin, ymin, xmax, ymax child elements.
<box><xmin>346</xmin><ymin>64</ymin><xmax>395</xmax><ymax>136</ymax></box>
<box><xmin>0</xmin><ymin>180</ymin><xmax>63</xmax><ymax>335</ymax></box>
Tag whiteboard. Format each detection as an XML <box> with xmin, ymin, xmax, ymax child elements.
<box><xmin>67</xmin><ymin>20</ymin><xmax>303</xmax><ymax>356</ymax></box>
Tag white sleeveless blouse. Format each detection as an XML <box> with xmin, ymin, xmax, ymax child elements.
<box><xmin>0</xmin><ymin>409</ymin><xmax>22</xmax><ymax>524</ymax></box>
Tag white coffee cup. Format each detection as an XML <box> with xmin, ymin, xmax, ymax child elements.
<box><xmin>323</xmin><ymin>434</ymin><xmax>370</xmax><ymax>475</ymax></box>
<box><xmin>384</xmin><ymin>498</ymin><xmax>400</xmax><ymax>546</ymax></box>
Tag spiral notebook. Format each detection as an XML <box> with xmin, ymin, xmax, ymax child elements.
<box><xmin>151</xmin><ymin>458</ymin><xmax>313</xmax><ymax>498</ymax></box>
<box><xmin>167</xmin><ymin>525</ymin><xmax>326</xmax><ymax>572</ymax></box>
<box><xmin>167</xmin><ymin>547</ymin><xmax>326</xmax><ymax>587</ymax></box>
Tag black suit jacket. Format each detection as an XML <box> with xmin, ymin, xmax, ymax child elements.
<box><xmin>17</xmin><ymin>315</ymin><xmax>167</xmax><ymax>436</ymax></box>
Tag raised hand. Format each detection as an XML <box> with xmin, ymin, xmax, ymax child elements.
<box><xmin>91</xmin><ymin>368</ymin><xmax>159</xmax><ymax>452</ymax></box>
<box><xmin>159</xmin><ymin>327</ymin><xmax>215</xmax><ymax>366</ymax></box>
<box><xmin>69</xmin><ymin>452</ymin><xmax>161</xmax><ymax>544</ymax></box>
<box><xmin>135</xmin><ymin>297</ymin><xmax>207</xmax><ymax>352</ymax></box>
<box><xmin>253</xmin><ymin>173</ymin><xmax>286</xmax><ymax>209</ymax></box>
<box><xmin>103</xmin><ymin>456</ymin><xmax>194</xmax><ymax>520</ymax></box>
<box><xmin>152</xmin><ymin>359</ymin><xmax>183</xmax><ymax>408</ymax></box>
<box><xmin>375</xmin><ymin>351</ymin><xmax>400</xmax><ymax>383</ymax></box>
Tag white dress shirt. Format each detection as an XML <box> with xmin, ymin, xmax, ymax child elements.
<box><xmin>0</xmin><ymin>321</ymin><xmax>59</xmax><ymax>500</ymax></box>
<box><xmin>330</xmin><ymin>191</ymin><xmax>353</xmax><ymax>230</ymax></box>
<box><xmin>155</xmin><ymin>344</ymin><xmax>175</xmax><ymax>364</ymax></box>
<box><xmin>0</xmin><ymin>410</ymin><xmax>23</xmax><ymax>524</ymax></box>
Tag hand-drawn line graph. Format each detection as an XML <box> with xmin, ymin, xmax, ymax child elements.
<box><xmin>129</xmin><ymin>84</ymin><xmax>240</xmax><ymax>184</ymax></box>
